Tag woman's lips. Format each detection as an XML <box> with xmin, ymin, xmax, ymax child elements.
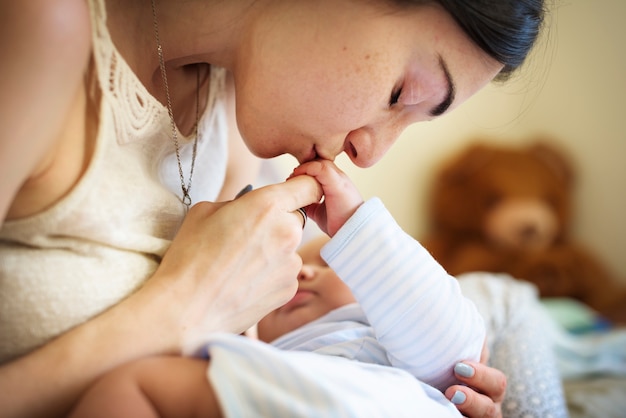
<box><xmin>299</xmin><ymin>147</ymin><xmax>318</xmax><ymax>164</ymax></box>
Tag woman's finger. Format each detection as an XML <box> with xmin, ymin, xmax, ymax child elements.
<box><xmin>273</xmin><ymin>174</ymin><xmax>323</xmax><ymax>212</ymax></box>
<box><xmin>294</xmin><ymin>207</ymin><xmax>307</xmax><ymax>229</ymax></box>
<box><xmin>234</xmin><ymin>179</ymin><xmax>317</xmax><ymax>231</ymax></box>
<box><xmin>453</xmin><ymin>361</ymin><xmax>507</xmax><ymax>403</ymax></box>
<box><xmin>445</xmin><ymin>361</ymin><xmax>507</xmax><ymax>418</ymax></box>
<box><xmin>234</xmin><ymin>184</ymin><xmax>306</xmax><ymax>228</ymax></box>
<box><xmin>445</xmin><ymin>385</ymin><xmax>502</xmax><ymax>418</ymax></box>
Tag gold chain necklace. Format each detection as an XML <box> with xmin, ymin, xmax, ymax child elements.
<box><xmin>151</xmin><ymin>0</ymin><xmax>200</xmax><ymax>208</ymax></box>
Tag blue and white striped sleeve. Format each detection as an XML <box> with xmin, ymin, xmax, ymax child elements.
<box><xmin>321</xmin><ymin>198</ymin><xmax>486</xmax><ymax>391</ymax></box>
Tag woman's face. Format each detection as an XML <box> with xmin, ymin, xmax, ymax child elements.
<box><xmin>233</xmin><ymin>1</ymin><xmax>503</xmax><ymax>168</ymax></box>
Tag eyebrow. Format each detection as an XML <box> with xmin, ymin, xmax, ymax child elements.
<box><xmin>429</xmin><ymin>55</ymin><xmax>456</xmax><ymax>117</ymax></box>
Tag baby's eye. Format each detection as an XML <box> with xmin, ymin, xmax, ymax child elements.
<box><xmin>389</xmin><ymin>86</ymin><xmax>402</xmax><ymax>106</ymax></box>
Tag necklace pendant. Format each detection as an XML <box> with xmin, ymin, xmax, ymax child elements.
<box><xmin>153</xmin><ymin>0</ymin><xmax>199</xmax><ymax>213</ymax></box>
<box><xmin>182</xmin><ymin>192</ymin><xmax>192</xmax><ymax>208</ymax></box>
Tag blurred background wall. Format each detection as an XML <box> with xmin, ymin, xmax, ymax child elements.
<box><xmin>273</xmin><ymin>0</ymin><xmax>626</xmax><ymax>280</ymax></box>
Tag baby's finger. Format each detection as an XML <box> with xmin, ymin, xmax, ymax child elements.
<box><xmin>292</xmin><ymin>160</ymin><xmax>345</xmax><ymax>190</ymax></box>
<box><xmin>291</xmin><ymin>160</ymin><xmax>363</xmax><ymax>236</ymax></box>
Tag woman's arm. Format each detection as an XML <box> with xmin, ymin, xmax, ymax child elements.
<box><xmin>0</xmin><ymin>5</ymin><xmax>321</xmax><ymax>414</ymax></box>
<box><xmin>0</xmin><ymin>2</ymin><xmax>166</xmax><ymax>415</ymax></box>
<box><xmin>0</xmin><ymin>173</ymin><xmax>322</xmax><ymax>418</ymax></box>
<box><xmin>0</xmin><ymin>285</ymin><xmax>183</xmax><ymax>417</ymax></box>
<box><xmin>0</xmin><ymin>0</ymin><xmax>91</xmax><ymax>222</ymax></box>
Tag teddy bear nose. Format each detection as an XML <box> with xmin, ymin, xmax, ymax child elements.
<box><xmin>515</xmin><ymin>221</ymin><xmax>553</xmax><ymax>251</ymax></box>
<box><xmin>518</xmin><ymin>224</ymin><xmax>539</xmax><ymax>242</ymax></box>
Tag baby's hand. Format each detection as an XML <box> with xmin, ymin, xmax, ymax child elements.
<box><xmin>291</xmin><ymin>160</ymin><xmax>364</xmax><ymax>236</ymax></box>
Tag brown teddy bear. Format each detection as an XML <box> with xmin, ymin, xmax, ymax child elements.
<box><xmin>421</xmin><ymin>139</ymin><xmax>626</xmax><ymax>324</ymax></box>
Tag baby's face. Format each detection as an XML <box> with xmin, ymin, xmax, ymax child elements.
<box><xmin>257</xmin><ymin>236</ymin><xmax>357</xmax><ymax>343</ymax></box>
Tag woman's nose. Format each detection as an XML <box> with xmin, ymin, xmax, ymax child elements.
<box><xmin>344</xmin><ymin>124</ymin><xmax>404</xmax><ymax>168</ymax></box>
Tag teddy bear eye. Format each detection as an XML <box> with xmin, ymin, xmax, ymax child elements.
<box><xmin>484</xmin><ymin>192</ymin><xmax>502</xmax><ymax>209</ymax></box>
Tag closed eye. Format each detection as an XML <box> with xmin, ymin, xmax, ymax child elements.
<box><xmin>389</xmin><ymin>86</ymin><xmax>402</xmax><ymax>107</ymax></box>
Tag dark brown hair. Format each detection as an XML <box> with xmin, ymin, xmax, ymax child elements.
<box><xmin>394</xmin><ymin>0</ymin><xmax>546</xmax><ymax>80</ymax></box>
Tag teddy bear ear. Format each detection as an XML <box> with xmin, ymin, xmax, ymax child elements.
<box><xmin>440</xmin><ymin>142</ymin><xmax>495</xmax><ymax>183</ymax></box>
<box><xmin>528</xmin><ymin>139</ymin><xmax>575</xmax><ymax>187</ymax></box>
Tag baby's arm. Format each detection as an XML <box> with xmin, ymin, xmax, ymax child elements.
<box><xmin>322</xmin><ymin>199</ymin><xmax>486</xmax><ymax>391</ymax></box>
<box><xmin>69</xmin><ymin>356</ymin><xmax>222</xmax><ymax>418</ymax></box>
<box><xmin>297</xmin><ymin>160</ymin><xmax>485</xmax><ymax>390</ymax></box>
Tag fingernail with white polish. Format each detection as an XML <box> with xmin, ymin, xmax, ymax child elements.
<box><xmin>454</xmin><ymin>362</ymin><xmax>475</xmax><ymax>378</ymax></box>
<box><xmin>451</xmin><ymin>390</ymin><xmax>466</xmax><ymax>405</ymax></box>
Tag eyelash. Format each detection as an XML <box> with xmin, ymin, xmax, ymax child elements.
<box><xmin>389</xmin><ymin>86</ymin><xmax>402</xmax><ymax>106</ymax></box>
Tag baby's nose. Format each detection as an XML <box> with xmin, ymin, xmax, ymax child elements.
<box><xmin>298</xmin><ymin>265</ymin><xmax>315</xmax><ymax>281</ymax></box>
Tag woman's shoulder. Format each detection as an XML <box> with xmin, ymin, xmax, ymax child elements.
<box><xmin>6</xmin><ymin>0</ymin><xmax>92</xmax><ymax>58</ymax></box>
<box><xmin>0</xmin><ymin>0</ymin><xmax>93</xmax><ymax>221</ymax></box>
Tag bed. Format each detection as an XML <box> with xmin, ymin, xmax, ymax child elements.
<box><xmin>541</xmin><ymin>298</ymin><xmax>626</xmax><ymax>418</ymax></box>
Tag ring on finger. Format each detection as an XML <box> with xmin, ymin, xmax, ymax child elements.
<box><xmin>295</xmin><ymin>208</ymin><xmax>307</xmax><ymax>229</ymax></box>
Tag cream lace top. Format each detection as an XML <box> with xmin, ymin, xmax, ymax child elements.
<box><xmin>0</xmin><ymin>0</ymin><xmax>228</xmax><ymax>363</ymax></box>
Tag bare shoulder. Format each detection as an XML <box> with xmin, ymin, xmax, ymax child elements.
<box><xmin>1</xmin><ymin>0</ymin><xmax>92</xmax><ymax>56</ymax></box>
<box><xmin>0</xmin><ymin>0</ymin><xmax>93</xmax><ymax>222</ymax></box>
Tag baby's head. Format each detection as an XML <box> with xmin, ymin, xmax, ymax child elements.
<box><xmin>257</xmin><ymin>235</ymin><xmax>357</xmax><ymax>343</ymax></box>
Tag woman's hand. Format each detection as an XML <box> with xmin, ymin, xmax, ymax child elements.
<box><xmin>444</xmin><ymin>344</ymin><xmax>507</xmax><ymax>418</ymax></box>
<box><xmin>291</xmin><ymin>160</ymin><xmax>364</xmax><ymax>236</ymax></box>
<box><xmin>0</xmin><ymin>176</ymin><xmax>322</xmax><ymax>418</ymax></box>
<box><xmin>143</xmin><ymin>175</ymin><xmax>323</xmax><ymax>354</ymax></box>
